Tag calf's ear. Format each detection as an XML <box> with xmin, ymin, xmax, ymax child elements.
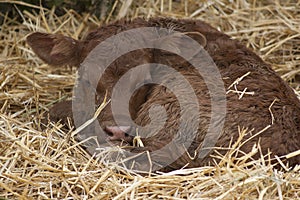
<box><xmin>26</xmin><ymin>32</ymin><xmax>82</xmax><ymax>66</ymax></box>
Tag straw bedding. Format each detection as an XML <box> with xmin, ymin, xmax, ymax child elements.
<box><xmin>0</xmin><ymin>0</ymin><xmax>299</xmax><ymax>199</ymax></box>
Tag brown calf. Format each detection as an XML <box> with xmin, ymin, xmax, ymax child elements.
<box><xmin>27</xmin><ymin>18</ymin><xmax>300</xmax><ymax>172</ymax></box>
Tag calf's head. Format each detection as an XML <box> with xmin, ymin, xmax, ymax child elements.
<box><xmin>27</xmin><ymin>31</ymin><xmax>155</xmax><ymax>145</ymax></box>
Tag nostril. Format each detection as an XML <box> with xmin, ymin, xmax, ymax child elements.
<box><xmin>104</xmin><ymin>126</ymin><xmax>132</xmax><ymax>142</ymax></box>
<box><xmin>104</xmin><ymin>127</ymin><xmax>114</xmax><ymax>137</ymax></box>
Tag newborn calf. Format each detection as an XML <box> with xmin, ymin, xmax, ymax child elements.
<box><xmin>27</xmin><ymin>18</ymin><xmax>300</xmax><ymax>172</ymax></box>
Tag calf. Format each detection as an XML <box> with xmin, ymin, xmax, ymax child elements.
<box><xmin>27</xmin><ymin>18</ymin><xmax>300</xmax><ymax>172</ymax></box>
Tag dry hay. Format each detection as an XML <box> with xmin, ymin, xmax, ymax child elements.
<box><xmin>0</xmin><ymin>0</ymin><xmax>300</xmax><ymax>199</ymax></box>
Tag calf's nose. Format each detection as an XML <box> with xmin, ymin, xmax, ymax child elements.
<box><xmin>104</xmin><ymin>126</ymin><xmax>133</xmax><ymax>143</ymax></box>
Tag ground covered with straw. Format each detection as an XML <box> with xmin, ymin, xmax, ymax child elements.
<box><xmin>0</xmin><ymin>0</ymin><xmax>300</xmax><ymax>199</ymax></box>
